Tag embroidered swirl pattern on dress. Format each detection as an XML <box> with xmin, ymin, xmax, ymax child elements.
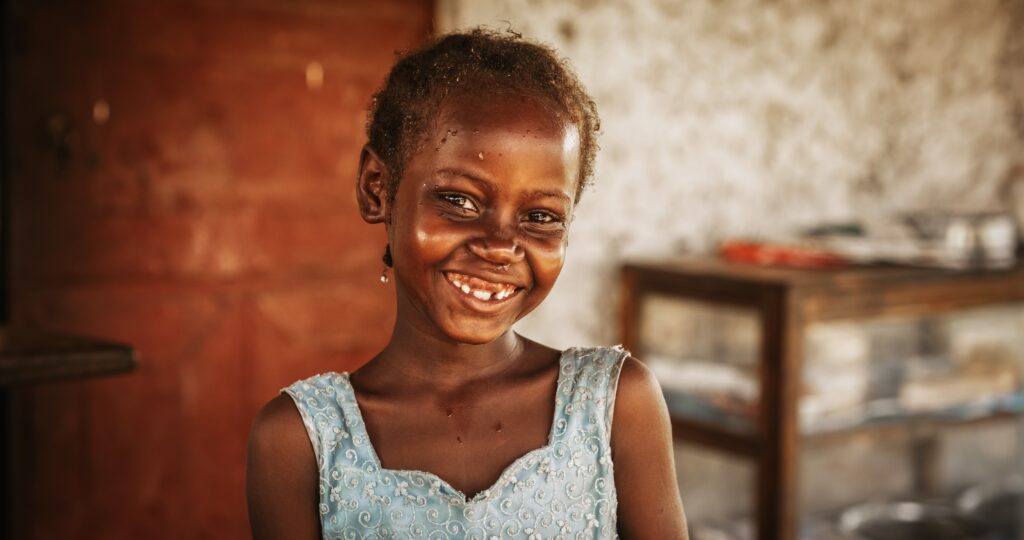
<box><xmin>283</xmin><ymin>346</ymin><xmax>628</xmax><ymax>540</ymax></box>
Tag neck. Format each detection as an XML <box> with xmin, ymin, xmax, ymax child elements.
<box><xmin>367</xmin><ymin>312</ymin><xmax>528</xmax><ymax>393</ymax></box>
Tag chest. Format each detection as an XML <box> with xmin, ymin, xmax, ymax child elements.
<box><xmin>355</xmin><ymin>377</ymin><xmax>558</xmax><ymax>497</ymax></box>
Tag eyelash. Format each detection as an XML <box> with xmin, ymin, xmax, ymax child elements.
<box><xmin>440</xmin><ymin>193</ymin><xmax>477</xmax><ymax>213</ymax></box>
<box><xmin>437</xmin><ymin>193</ymin><xmax>565</xmax><ymax>227</ymax></box>
<box><xmin>524</xmin><ymin>210</ymin><xmax>562</xmax><ymax>225</ymax></box>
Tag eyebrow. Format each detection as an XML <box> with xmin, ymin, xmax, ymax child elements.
<box><xmin>435</xmin><ymin>168</ymin><xmax>494</xmax><ymax>194</ymax></box>
<box><xmin>528</xmin><ymin>190</ymin><xmax>572</xmax><ymax>203</ymax></box>
<box><xmin>434</xmin><ymin>168</ymin><xmax>572</xmax><ymax>204</ymax></box>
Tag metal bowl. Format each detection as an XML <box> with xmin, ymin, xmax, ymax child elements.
<box><xmin>838</xmin><ymin>500</ymin><xmax>990</xmax><ymax>540</ymax></box>
<box><xmin>902</xmin><ymin>211</ymin><xmax>1018</xmax><ymax>268</ymax></box>
<box><xmin>958</xmin><ymin>475</ymin><xmax>1024</xmax><ymax>540</ymax></box>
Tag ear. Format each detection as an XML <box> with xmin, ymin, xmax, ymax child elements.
<box><xmin>356</xmin><ymin>145</ymin><xmax>390</xmax><ymax>224</ymax></box>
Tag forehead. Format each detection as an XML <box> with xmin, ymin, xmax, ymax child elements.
<box><xmin>436</xmin><ymin>91</ymin><xmax>569</xmax><ymax>136</ymax></box>
<box><xmin>420</xmin><ymin>95</ymin><xmax>580</xmax><ymax>194</ymax></box>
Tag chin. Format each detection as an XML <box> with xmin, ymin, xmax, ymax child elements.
<box><xmin>440</xmin><ymin>319</ymin><xmax>512</xmax><ymax>345</ymax></box>
<box><xmin>450</xmin><ymin>334</ymin><xmax>497</xmax><ymax>346</ymax></box>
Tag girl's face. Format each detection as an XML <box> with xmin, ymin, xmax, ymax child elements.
<box><xmin>387</xmin><ymin>94</ymin><xmax>581</xmax><ymax>345</ymax></box>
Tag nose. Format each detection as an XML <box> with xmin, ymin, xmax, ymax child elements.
<box><xmin>466</xmin><ymin>219</ymin><xmax>524</xmax><ymax>267</ymax></box>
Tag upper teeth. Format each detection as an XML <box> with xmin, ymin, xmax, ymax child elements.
<box><xmin>448</xmin><ymin>274</ymin><xmax>517</xmax><ymax>301</ymax></box>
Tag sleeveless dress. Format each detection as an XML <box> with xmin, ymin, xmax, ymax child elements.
<box><xmin>282</xmin><ymin>346</ymin><xmax>629</xmax><ymax>540</ymax></box>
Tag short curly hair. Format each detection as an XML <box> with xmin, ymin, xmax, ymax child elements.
<box><xmin>366</xmin><ymin>28</ymin><xmax>600</xmax><ymax>204</ymax></box>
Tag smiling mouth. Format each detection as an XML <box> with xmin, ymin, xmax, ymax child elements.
<box><xmin>443</xmin><ymin>272</ymin><xmax>521</xmax><ymax>302</ymax></box>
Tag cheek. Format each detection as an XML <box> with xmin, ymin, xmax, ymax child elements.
<box><xmin>530</xmin><ymin>238</ymin><xmax>568</xmax><ymax>286</ymax></box>
<box><xmin>413</xmin><ymin>218</ymin><xmax>465</xmax><ymax>255</ymax></box>
<box><xmin>392</xmin><ymin>213</ymin><xmax>464</xmax><ymax>269</ymax></box>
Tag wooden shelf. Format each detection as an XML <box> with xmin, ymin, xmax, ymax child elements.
<box><xmin>0</xmin><ymin>328</ymin><xmax>136</xmax><ymax>387</ymax></box>
<box><xmin>621</xmin><ymin>258</ymin><xmax>1024</xmax><ymax>540</ymax></box>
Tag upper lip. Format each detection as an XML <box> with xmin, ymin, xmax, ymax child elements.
<box><xmin>442</xmin><ymin>269</ymin><xmax>527</xmax><ymax>290</ymax></box>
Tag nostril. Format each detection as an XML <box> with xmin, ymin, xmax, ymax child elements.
<box><xmin>467</xmin><ymin>237</ymin><xmax>524</xmax><ymax>266</ymax></box>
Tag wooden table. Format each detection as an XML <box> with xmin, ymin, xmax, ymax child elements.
<box><xmin>0</xmin><ymin>328</ymin><xmax>135</xmax><ymax>539</ymax></box>
<box><xmin>620</xmin><ymin>257</ymin><xmax>1024</xmax><ymax>539</ymax></box>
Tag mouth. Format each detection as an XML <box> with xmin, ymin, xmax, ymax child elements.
<box><xmin>443</xmin><ymin>271</ymin><xmax>522</xmax><ymax>302</ymax></box>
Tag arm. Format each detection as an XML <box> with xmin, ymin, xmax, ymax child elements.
<box><xmin>612</xmin><ymin>356</ymin><xmax>689</xmax><ymax>539</ymax></box>
<box><xmin>246</xmin><ymin>394</ymin><xmax>322</xmax><ymax>540</ymax></box>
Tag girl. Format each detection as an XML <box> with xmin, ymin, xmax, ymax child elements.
<box><xmin>246</xmin><ymin>29</ymin><xmax>687</xmax><ymax>539</ymax></box>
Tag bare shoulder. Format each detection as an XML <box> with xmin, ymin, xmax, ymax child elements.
<box><xmin>250</xmin><ymin>394</ymin><xmax>310</xmax><ymax>449</ymax></box>
<box><xmin>617</xmin><ymin>354</ymin><xmax>651</xmax><ymax>386</ymax></box>
<box><xmin>613</xmin><ymin>355</ymin><xmax>665</xmax><ymax>424</ymax></box>
<box><xmin>612</xmin><ymin>355</ymin><xmax>689</xmax><ymax>539</ymax></box>
<box><xmin>247</xmin><ymin>394</ymin><xmax>321</xmax><ymax>540</ymax></box>
<box><xmin>248</xmin><ymin>393</ymin><xmax>317</xmax><ymax>484</ymax></box>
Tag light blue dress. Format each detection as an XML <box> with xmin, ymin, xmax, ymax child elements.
<box><xmin>283</xmin><ymin>346</ymin><xmax>628</xmax><ymax>540</ymax></box>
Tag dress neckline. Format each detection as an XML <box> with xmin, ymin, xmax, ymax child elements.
<box><xmin>337</xmin><ymin>346</ymin><xmax>577</xmax><ymax>505</ymax></box>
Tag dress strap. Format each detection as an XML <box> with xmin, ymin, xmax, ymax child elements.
<box><xmin>550</xmin><ymin>346</ymin><xmax>630</xmax><ymax>446</ymax></box>
<box><xmin>282</xmin><ymin>372</ymin><xmax>369</xmax><ymax>472</ymax></box>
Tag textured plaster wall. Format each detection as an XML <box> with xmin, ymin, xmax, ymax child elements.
<box><xmin>438</xmin><ymin>0</ymin><xmax>1024</xmax><ymax>349</ymax></box>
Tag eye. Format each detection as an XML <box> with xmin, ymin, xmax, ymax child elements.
<box><xmin>439</xmin><ymin>193</ymin><xmax>478</xmax><ymax>213</ymax></box>
<box><xmin>524</xmin><ymin>210</ymin><xmax>564</xmax><ymax>225</ymax></box>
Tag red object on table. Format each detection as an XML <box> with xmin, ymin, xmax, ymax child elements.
<box><xmin>719</xmin><ymin>239</ymin><xmax>850</xmax><ymax>269</ymax></box>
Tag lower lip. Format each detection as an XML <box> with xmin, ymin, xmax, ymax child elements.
<box><xmin>443</xmin><ymin>276</ymin><xmax>522</xmax><ymax>312</ymax></box>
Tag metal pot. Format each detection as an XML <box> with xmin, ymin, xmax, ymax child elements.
<box><xmin>958</xmin><ymin>475</ymin><xmax>1024</xmax><ymax>540</ymax></box>
<box><xmin>902</xmin><ymin>211</ymin><xmax>1018</xmax><ymax>268</ymax></box>
<box><xmin>838</xmin><ymin>500</ymin><xmax>990</xmax><ymax>540</ymax></box>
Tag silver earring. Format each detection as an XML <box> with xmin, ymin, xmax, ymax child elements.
<box><xmin>380</xmin><ymin>244</ymin><xmax>393</xmax><ymax>284</ymax></box>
